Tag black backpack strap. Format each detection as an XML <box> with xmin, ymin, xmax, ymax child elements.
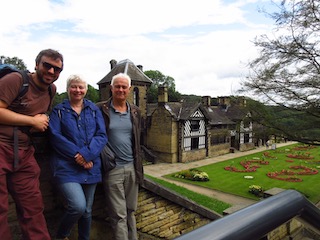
<box><xmin>47</xmin><ymin>84</ymin><xmax>54</xmax><ymax>112</ymax></box>
<box><xmin>16</xmin><ymin>70</ymin><xmax>53</xmax><ymax>111</ymax></box>
<box><xmin>14</xmin><ymin>70</ymin><xmax>30</xmax><ymax>100</ymax></box>
<box><xmin>12</xmin><ymin>70</ymin><xmax>30</xmax><ymax>169</ymax></box>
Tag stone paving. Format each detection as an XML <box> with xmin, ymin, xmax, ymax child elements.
<box><xmin>144</xmin><ymin>142</ymin><xmax>297</xmax><ymax>207</ymax></box>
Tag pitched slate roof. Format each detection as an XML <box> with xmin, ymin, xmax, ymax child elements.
<box><xmin>224</xmin><ymin>105</ymin><xmax>249</xmax><ymax>121</ymax></box>
<box><xmin>201</xmin><ymin>106</ymin><xmax>235</xmax><ymax>125</ymax></box>
<box><xmin>176</xmin><ymin>102</ymin><xmax>202</xmax><ymax>120</ymax></box>
<box><xmin>147</xmin><ymin>101</ymin><xmax>236</xmax><ymax>126</ymax></box>
<box><xmin>147</xmin><ymin>102</ymin><xmax>204</xmax><ymax>121</ymax></box>
<box><xmin>97</xmin><ymin>59</ymin><xmax>152</xmax><ymax>85</ymax></box>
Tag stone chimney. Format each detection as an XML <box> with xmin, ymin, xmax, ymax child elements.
<box><xmin>137</xmin><ymin>65</ymin><xmax>143</xmax><ymax>71</ymax></box>
<box><xmin>218</xmin><ymin>96</ymin><xmax>230</xmax><ymax>106</ymax></box>
<box><xmin>158</xmin><ymin>85</ymin><xmax>168</xmax><ymax>106</ymax></box>
<box><xmin>239</xmin><ymin>97</ymin><xmax>247</xmax><ymax>107</ymax></box>
<box><xmin>110</xmin><ymin>59</ymin><xmax>117</xmax><ymax>70</ymax></box>
<box><xmin>201</xmin><ymin>96</ymin><xmax>211</xmax><ymax>107</ymax></box>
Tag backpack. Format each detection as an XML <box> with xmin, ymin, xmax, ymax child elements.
<box><xmin>0</xmin><ymin>64</ymin><xmax>54</xmax><ymax>166</ymax></box>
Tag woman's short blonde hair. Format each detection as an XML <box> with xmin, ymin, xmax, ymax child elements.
<box><xmin>66</xmin><ymin>74</ymin><xmax>88</xmax><ymax>91</ymax></box>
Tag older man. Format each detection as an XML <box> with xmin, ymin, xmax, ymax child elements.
<box><xmin>97</xmin><ymin>72</ymin><xmax>143</xmax><ymax>240</ymax></box>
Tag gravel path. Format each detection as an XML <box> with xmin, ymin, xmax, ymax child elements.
<box><xmin>144</xmin><ymin>142</ymin><xmax>296</xmax><ymax>207</ymax></box>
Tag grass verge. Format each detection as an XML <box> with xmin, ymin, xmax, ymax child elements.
<box><xmin>145</xmin><ymin>174</ymin><xmax>231</xmax><ymax>215</ymax></box>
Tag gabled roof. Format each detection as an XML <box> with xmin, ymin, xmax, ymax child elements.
<box><xmin>147</xmin><ymin>101</ymin><xmax>237</xmax><ymax>126</ymax></box>
<box><xmin>177</xmin><ymin>102</ymin><xmax>202</xmax><ymax>120</ymax></box>
<box><xmin>224</xmin><ymin>105</ymin><xmax>249</xmax><ymax>121</ymax></box>
<box><xmin>97</xmin><ymin>59</ymin><xmax>152</xmax><ymax>85</ymax></box>
<box><xmin>147</xmin><ymin>102</ymin><xmax>204</xmax><ymax>121</ymax></box>
<box><xmin>201</xmin><ymin>106</ymin><xmax>235</xmax><ymax>125</ymax></box>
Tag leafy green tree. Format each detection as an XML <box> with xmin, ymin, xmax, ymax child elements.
<box><xmin>241</xmin><ymin>0</ymin><xmax>320</xmax><ymax>145</ymax></box>
<box><xmin>1</xmin><ymin>55</ymin><xmax>28</xmax><ymax>70</ymax></box>
<box><xmin>144</xmin><ymin>70</ymin><xmax>181</xmax><ymax>103</ymax></box>
<box><xmin>168</xmin><ymin>88</ymin><xmax>181</xmax><ymax>102</ymax></box>
<box><xmin>86</xmin><ymin>85</ymin><xmax>100</xmax><ymax>103</ymax></box>
<box><xmin>52</xmin><ymin>92</ymin><xmax>68</xmax><ymax>107</ymax></box>
<box><xmin>246</xmin><ymin>99</ymin><xmax>293</xmax><ymax>143</ymax></box>
<box><xmin>180</xmin><ymin>94</ymin><xmax>202</xmax><ymax>103</ymax></box>
<box><xmin>145</xmin><ymin>70</ymin><xmax>176</xmax><ymax>89</ymax></box>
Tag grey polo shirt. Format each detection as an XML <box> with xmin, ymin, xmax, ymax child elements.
<box><xmin>108</xmin><ymin>102</ymin><xmax>134</xmax><ymax>166</ymax></box>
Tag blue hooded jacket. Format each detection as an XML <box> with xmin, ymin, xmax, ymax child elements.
<box><xmin>49</xmin><ymin>99</ymin><xmax>107</xmax><ymax>184</ymax></box>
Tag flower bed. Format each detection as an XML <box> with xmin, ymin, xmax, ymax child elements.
<box><xmin>266</xmin><ymin>165</ymin><xmax>318</xmax><ymax>182</ymax></box>
<box><xmin>263</xmin><ymin>152</ymin><xmax>277</xmax><ymax>159</ymax></box>
<box><xmin>173</xmin><ymin>169</ymin><xmax>209</xmax><ymax>182</ymax></box>
<box><xmin>293</xmin><ymin>145</ymin><xmax>316</xmax><ymax>151</ymax></box>
<box><xmin>286</xmin><ymin>153</ymin><xmax>314</xmax><ymax>159</ymax></box>
<box><xmin>224</xmin><ymin>160</ymin><xmax>269</xmax><ymax>172</ymax></box>
<box><xmin>286</xmin><ymin>149</ymin><xmax>314</xmax><ymax>159</ymax></box>
<box><xmin>248</xmin><ymin>185</ymin><xmax>263</xmax><ymax>197</ymax></box>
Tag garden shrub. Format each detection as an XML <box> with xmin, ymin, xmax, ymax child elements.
<box><xmin>173</xmin><ymin>168</ymin><xmax>209</xmax><ymax>182</ymax></box>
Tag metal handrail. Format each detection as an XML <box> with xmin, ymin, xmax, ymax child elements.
<box><xmin>175</xmin><ymin>190</ymin><xmax>320</xmax><ymax>240</ymax></box>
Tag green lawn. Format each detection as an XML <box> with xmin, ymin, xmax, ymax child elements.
<box><xmin>145</xmin><ymin>174</ymin><xmax>231</xmax><ymax>215</ymax></box>
<box><xmin>164</xmin><ymin>143</ymin><xmax>320</xmax><ymax>203</ymax></box>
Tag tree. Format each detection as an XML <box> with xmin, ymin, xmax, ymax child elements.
<box><xmin>144</xmin><ymin>70</ymin><xmax>181</xmax><ymax>103</ymax></box>
<box><xmin>245</xmin><ymin>98</ymin><xmax>318</xmax><ymax>143</ymax></box>
<box><xmin>180</xmin><ymin>94</ymin><xmax>202</xmax><ymax>103</ymax></box>
<box><xmin>241</xmin><ymin>0</ymin><xmax>320</xmax><ymax>145</ymax></box>
<box><xmin>86</xmin><ymin>85</ymin><xmax>100</xmax><ymax>103</ymax></box>
<box><xmin>52</xmin><ymin>92</ymin><xmax>68</xmax><ymax>107</ymax></box>
<box><xmin>1</xmin><ymin>55</ymin><xmax>28</xmax><ymax>70</ymax></box>
<box><xmin>0</xmin><ymin>55</ymin><xmax>43</xmax><ymax>108</ymax></box>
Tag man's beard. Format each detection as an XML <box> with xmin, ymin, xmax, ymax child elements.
<box><xmin>36</xmin><ymin>70</ymin><xmax>52</xmax><ymax>86</ymax></box>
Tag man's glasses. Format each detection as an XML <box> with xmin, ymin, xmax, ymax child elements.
<box><xmin>42</xmin><ymin>62</ymin><xmax>63</xmax><ymax>73</ymax></box>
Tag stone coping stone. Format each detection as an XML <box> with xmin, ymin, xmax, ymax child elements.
<box><xmin>263</xmin><ymin>187</ymin><xmax>286</xmax><ymax>198</ymax></box>
<box><xmin>222</xmin><ymin>204</ymin><xmax>251</xmax><ymax>215</ymax></box>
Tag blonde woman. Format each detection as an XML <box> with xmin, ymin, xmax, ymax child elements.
<box><xmin>49</xmin><ymin>74</ymin><xmax>107</xmax><ymax>240</ymax></box>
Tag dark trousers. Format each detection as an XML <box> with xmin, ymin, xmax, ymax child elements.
<box><xmin>0</xmin><ymin>144</ymin><xmax>50</xmax><ymax>240</ymax></box>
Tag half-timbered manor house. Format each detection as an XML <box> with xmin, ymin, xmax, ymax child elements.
<box><xmin>97</xmin><ymin>59</ymin><xmax>254</xmax><ymax>164</ymax></box>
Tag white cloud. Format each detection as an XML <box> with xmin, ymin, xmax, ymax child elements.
<box><xmin>0</xmin><ymin>0</ymin><xmax>277</xmax><ymax>97</ymax></box>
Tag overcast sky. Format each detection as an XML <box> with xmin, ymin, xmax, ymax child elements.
<box><xmin>1</xmin><ymin>0</ymin><xmax>280</xmax><ymax>96</ymax></box>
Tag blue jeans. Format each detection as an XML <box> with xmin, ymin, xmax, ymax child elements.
<box><xmin>56</xmin><ymin>182</ymin><xmax>97</xmax><ymax>240</ymax></box>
